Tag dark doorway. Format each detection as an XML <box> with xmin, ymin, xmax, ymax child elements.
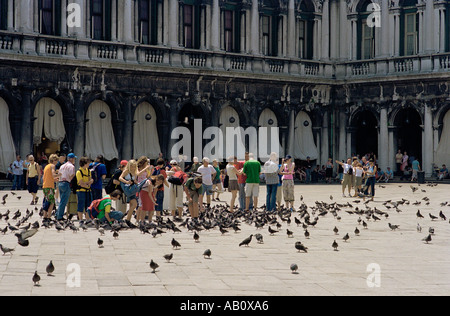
<box><xmin>177</xmin><ymin>103</ymin><xmax>204</xmax><ymax>160</ymax></box>
<box><xmin>353</xmin><ymin>110</ymin><xmax>378</xmax><ymax>157</ymax></box>
<box><xmin>394</xmin><ymin>108</ymin><xmax>422</xmax><ymax>163</ymax></box>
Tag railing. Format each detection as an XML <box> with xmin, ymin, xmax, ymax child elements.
<box><xmin>0</xmin><ymin>31</ymin><xmax>449</xmax><ymax>80</ymax></box>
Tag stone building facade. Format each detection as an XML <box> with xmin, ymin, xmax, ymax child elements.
<box><xmin>0</xmin><ymin>0</ymin><xmax>449</xmax><ymax>176</ymax></box>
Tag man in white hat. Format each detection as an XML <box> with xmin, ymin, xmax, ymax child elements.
<box><xmin>197</xmin><ymin>157</ymin><xmax>216</xmax><ymax>208</ymax></box>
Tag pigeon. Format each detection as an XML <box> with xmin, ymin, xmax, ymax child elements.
<box><xmin>295</xmin><ymin>241</ymin><xmax>308</xmax><ymax>253</ymax></box>
<box><xmin>149</xmin><ymin>259</ymin><xmax>159</xmax><ymax>273</ymax></box>
<box><xmin>32</xmin><ymin>271</ymin><xmax>41</xmax><ymax>286</ymax></box>
<box><xmin>112</xmin><ymin>231</ymin><xmax>119</xmax><ymax>239</ymax></box>
<box><xmin>362</xmin><ymin>221</ymin><xmax>368</xmax><ymax>229</ymax></box>
<box><xmin>163</xmin><ymin>253</ymin><xmax>173</xmax><ymax>262</ymax></box>
<box><xmin>268</xmin><ymin>226</ymin><xmax>278</xmax><ymax>235</ymax></box>
<box><xmin>219</xmin><ymin>226</ymin><xmax>229</xmax><ymax>235</ymax></box>
<box><xmin>343</xmin><ymin>233</ymin><xmax>349</xmax><ymax>242</ymax></box>
<box><xmin>203</xmin><ymin>249</ymin><xmax>212</xmax><ymax>259</ymax></box>
<box><xmin>429</xmin><ymin>213</ymin><xmax>438</xmax><ymax>221</ymax></box>
<box><xmin>416</xmin><ymin>210</ymin><xmax>424</xmax><ymax>219</ymax></box>
<box><xmin>0</xmin><ymin>244</ymin><xmax>14</xmax><ymax>255</ymax></box>
<box><xmin>388</xmin><ymin>223</ymin><xmax>400</xmax><ymax>231</ymax></box>
<box><xmin>354</xmin><ymin>227</ymin><xmax>360</xmax><ymax>236</ymax></box>
<box><xmin>290</xmin><ymin>263</ymin><xmax>299</xmax><ymax>274</ymax></box>
<box><xmin>422</xmin><ymin>234</ymin><xmax>432</xmax><ymax>244</ymax></box>
<box><xmin>286</xmin><ymin>229</ymin><xmax>293</xmax><ymax>238</ymax></box>
<box><xmin>46</xmin><ymin>261</ymin><xmax>55</xmax><ymax>276</ymax></box>
<box><xmin>97</xmin><ymin>238</ymin><xmax>104</xmax><ymax>248</ymax></box>
<box><xmin>304</xmin><ymin>229</ymin><xmax>310</xmax><ymax>239</ymax></box>
<box><xmin>255</xmin><ymin>233</ymin><xmax>264</xmax><ymax>244</ymax></box>
<box><xmin>171</xmin><ymin>238</ymin><xmax>181</xmax><ymax>249</ymax></box>
<box><xmin>239</xmin><ymin>234</ymin><xmax>253</xmax><ymax>247</ymax></box>
<box><xmin>333</xmin><ymin>226</ymin><xmax>339</xmax><ymax>235</ymax></box>
<box><xmin>439</xmin><ymin>211</ymin><xmax>446</xmax><ymax>221</ymax></box>
<box><xmin>332</xmin><ymin>240</ymin><xmax>339</xmax><ymax>251</ymax></box>
<box><xmin>417</xmin><ymin>223</ymin><xmax>422</xmax><ymax>233</ymax></box>
<box><xmin>429</xmin><ymin>227</ymin><xmax>435</xmax><ymax>235</ymax></box>
<box><xmin>98</xmin><ymin>227</ymin><xmax>105</xmax><ymax>235</ymax></box>
<box><xmin>193</xmin><ymin>231</ymin><xmax>200</xmax><ymax>242</ymax></box>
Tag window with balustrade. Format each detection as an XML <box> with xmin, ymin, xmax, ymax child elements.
<box><xmin>297</xmin><ymin>0</ymin><xmax>314</xmax><ymax>60</ymax></box>
<box><xmin>222</xmin><ymin>7</ymin><xmax>242</xmax><ymax>53</ymax></box>
<box><xmin>39</xmin><ymin>0</ymin><xmax>62</xmax><ymax>36</ymax></box>
<box><xmin>400</xmin><ymin>0</ymin><xmax>418</xmax><ymax>56</ymax></box>
<box><xmin>91</xmin><ymin>0</ymin><xmax>112</xmax><ymax>41</ymax></box>
<box><xmin>356</xmin><ymin>0</ymin><xmax>375</xmax><ymax>60</ymax></box>
<box><xmin>180</xmin><ymin>0</ymin><xmax>201</xmax><ymax>49</ymax></box>
<box><xmin>138</xmin><ymin>0</ymin><xmax>160</xmax><ymax>45</ymax></box>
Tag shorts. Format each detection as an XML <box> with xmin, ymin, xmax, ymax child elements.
<box><xmin>355</xmin><ymin>176</ymin><xmax>363</xmax><ymax>187</ymax></box>
<box><xmin>43</xmin><ymin>188</ymin><xmax>55</xmax><ymax>204</ymax></box>
<box><xmin>27</xmin><ymin>177</ymin><xmax>39</xmax><ymax>194</ymax></box>
<box><xmin>169</xmin><ymin>184</ymin><xmax>183</xmax><ymax>210</ymax></box>
<box><xmin>202</xmin><ymin>184</ymin><xmax>213</xmax><ymax>196</ymax></box>
<box><xmin>282</xmin><ymin>179</ymin><xmax>294</xmax><ymax>202</ymax></box>
<box><xmin>245</xmin><ymin>183</ymin><xmax>259</xmax><ymax>198</ymax></box>
<box><xmin>188</xmin><ymin>189</ymin><xmax>200</xmax><ymax>206</ymax></box>
<box><xmin>228</xmin><ymin>179</ymin><xmax>239</xmax><ymax>191</ymax></box>
<box><xmin>213</xmin><ymin>178</ymin><xmax>221</xmax><ymax>185</ymax></box>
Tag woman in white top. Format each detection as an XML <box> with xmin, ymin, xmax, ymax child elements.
<box><xmin>336</xmin><ymin>159</ymin><xmax>353</xmax><ymax>197</ymax></box>
<box><xmin>226</xmin><ymin>156</ymin><xmax>241</xmax><ymax>212</ymax></box>
<box><xmin>353</xmin><ymin>163</ymin><xmax>365</xmax><ymax>197</ymax></box>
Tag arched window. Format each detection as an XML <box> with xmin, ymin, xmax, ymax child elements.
<box><xmin>39</xmin><ymin>0</ymin><xmax>62</xmax><ymax>36</ymax></box>
<box><xmin>91</xmin><ymin>0</ymin><xmax>112</xmax><ymax>41</ymax></box>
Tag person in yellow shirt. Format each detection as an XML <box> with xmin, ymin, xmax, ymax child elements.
<box><xmin>76</xmin><ymin>157</ymin><xmax>93</xmax><ymax>221</ymax></box>
<box><xmin>26</xmin><ymin>155</ymin><xmax>41</xmax><ymax>205</ymax></box>
<box><xmin>42</xmin><ymin>154</ymin><xmax>59</xmax><ymax>219</ymax></box>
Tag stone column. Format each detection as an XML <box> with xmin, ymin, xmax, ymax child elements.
<box><xmin>388</xmin><ymin>126</ymin><xmax>396</xmax><ymax>171</ymax></box>
<box><xmin>20</xmin><ymin>88</ymin><xmax>33</xmax><ymax>158</ymax></box>
<box><xmin>286</xmin><ymin>0</ymin><xmax>295</xmax><ymax>58</ymax></box>
<box><xmin>424</xmin><ymin>0</ymin><xmax>434</xmax><ymax>54</ymax></box>
<box><xmin>7</xmin><ymin>0</ymin><xmax>14</xmax><ymax>31</ymax></box>
<box><xmin>321</xmin><ymin>111</ymin><xmax>329</xmax><ymax>166</ymax></box>
<box><xmin>329</xmin><ymin>0</ymin><xmax>339</xmax><ymax>60</ymax></box>
<box><xmin>122</xmin><ymin>0</ymin><xmax>133</xmax><ymax>43</ymax></box>
<box><xmin>168</xmin><ymin>0</ymin><xmax>178</xmax><ymax>47</ymax></box>
<box><xmin>379</xmin><ymin>106</ymin><xmax>388</xmax><ymax>172</ymax></box>
<box><xmin>321</xmin><ymin>0</ymin><xmax>330</xmax><ymax>60</ymax></box>
<box><xmin>423</xmin><ymin>103</ymin><xmax>434</xmax><ymax>177</ymax></box>
<box><xmin>250</xmin><ymin>0</ymin><xmax>259</xmax><ymax>55</ymax></box>
<box><xmin>380</xmin><ymin>0</ymin><xmax>389</xmax><ymax>58</ymax></box>
<box><xmin>338</xmin><ymin>110</ymin><xmax>346</xmax><ymax>161</ymax></box>
<box><xmin>211</xmin><ymin>0</ymin><xmax>220</xmax><ymax>51</ymax></box>
<box><xmin>73</xmin><ymin>92</ymin><xmax>85</xmax><ymax>159</ymax></box>
<box><xmin>287</xmin><ymin>109</ymin><xmax>295</xmax><ymax>155</ymax></box>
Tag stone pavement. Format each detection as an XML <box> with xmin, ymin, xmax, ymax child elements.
<box><xmin>0</xmin><ymin>183</ymin><xmax>449</xmax><ymax>296</ymax></box>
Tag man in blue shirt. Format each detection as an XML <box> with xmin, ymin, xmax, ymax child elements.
<box><xmin>411</xmin><ymin>158</ymin><xmax>421</xmax><ymax>182</ymax></box>
<box><xmin>90</xmin><ymin>155</ymin><xmax>107</xmax><ymax>201</ymax></box>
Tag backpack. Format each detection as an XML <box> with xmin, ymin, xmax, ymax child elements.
<box><xmin>89</xmin><ymin>163</ymin><xmax>100</xmax><ymax>184</ymax></box>
<box><xmin>88</xmin><ymin>197</ymin><xmax>110</xmax><ymax>219</ymax></box>
<box><xmin>168</xmin><ymin>170</ymin><xmax>187</xmax><ymax>185</ymax></box>
<box><xmin>70</xmin><ymin>168</ymin><xmax>90</xmax><ymax>194</ymax></box>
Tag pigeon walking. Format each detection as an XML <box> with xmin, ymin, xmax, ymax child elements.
<box><xmin>255</xmin><ymin>233</ymin><xmax>264</xmax><ymax>244</ymax></box>
<box><xmin>295</xmin><ymin>241</ymin><xmax>308</xmax><ymax>253</ymax></box>
<box><xmin>439</xmin><ymin>211</ymin><xmax>446</xmax><ymax>221</ymax></box>
<box><xmin>32</xmin><ymin>271</ymin><xmax>41</xmax><ymax>286</ymax></box>
<box><xmin>163</xmin><ymin>253</ymin><xmax>173</xmax><ymax>262</ymax></box>
<box><xmin>0</xmin><ymin>244</ymin><xmax>14</xmax><ymax>255</ymax></box>
<box><xmin>422</xmin><ymin>234</ymin><xmax>432</xmax><ymax>244</ymax></box>
<box><xmin>332</xmin><ymin>240</ymin><xmax>339</xmax><ymax>251</ymax></box>
<box><xmin>239</xmin><ymin>234</ymin><xmax>253</xmax><ymax>247</ymax></box>
<box><xmin>149</xmin><ymin>259</ymin><xmax>159</xmax><ymax>273</ymax></box>
<box><xmin>97</xmin><ymin>238</ymin><xmax>104</xmax><ymax>248</ymax></box>
<box><xmin>203</xmin><ymin>249</ymin><xmax>212</xmax><ymax>259</ymax></box>
<box><xmin>290</xmin><ymin>263</ymin><xmax>299</xmax><ymax>274</ymax></box>
<box><xmin>343</xmin><ymin>233</ymin><xmax>349</xmax><ymax>242</ymax></box>
<box><xmin>46</xmin><ymin>261</ymin><xmax>55</xmax><ymax>276</ymax></box>
<box><xmin>172</xmin><ymin>238</ymin><xmax>181</xmax><ymax>249</ymax></box>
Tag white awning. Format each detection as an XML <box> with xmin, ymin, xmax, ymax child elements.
<box><xmin>33</xmin><ymin>97</ymin><xmax>66</xmax><ymax>146</ymax></box>
<box><xmin>85</xmin><ymin>100</ymin><xmax>119</xmax><ymax>161</ymax></box>
<box><xmin>293</xmin><ymin>111</ymin><xmax>319</xmax><ymax>160</ymax></box>
<box><xmin>0</xmin><ymin>97</ymin><xmax>16</xmax><ymax>174</ymax></box>
<box><xmin>133</xmin><ymin>102</ymin><xmax>161</xmax><ymax>159</ymax></box>
<box><xmin>436</xmin><ymin>110</ymin><xmax>450</xmax><ymax>167</ymax></box>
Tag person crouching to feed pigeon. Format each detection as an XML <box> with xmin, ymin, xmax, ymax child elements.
<box><xmin>87</xmin><ymin>190</ymin><xmax>124</xmax><ymax>224</ymax></box>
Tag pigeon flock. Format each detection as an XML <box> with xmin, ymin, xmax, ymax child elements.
<box><xmin>0</xmin><ymin>182</ymin><xmax>449</xmax><ymax>289</ymax></box>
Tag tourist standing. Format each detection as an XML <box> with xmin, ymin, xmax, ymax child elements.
<box><xmin>11</xmin><ymin>155</ymin><xmax>25</xmax><ymax>190</ymax></box>
<box><xmin>90</xmin><ymin>155</ymin><xmax>107</xmax><ymax>201</ymax></box>
<box><xmin>26</xmin><ymin>155</ymin><xmax>41</xmax><ymax>205</ymax></box>
<box><xmin>279</xmin><ymin>155</ymin><xmax>295</xmax><ymax>211</ymax></box>
<box><xmin>395</xmin><ymin>150</ymin><xmax>403</xmax><ymax>176</ymax></box>
<box><xmin>411</xmin><ymin>158</ymin><xmax>421</xmax><ymax>182</ymax></box>
<box><xmin>336</xmin><ymin>159</ymin><xmax>353</xmax><ymax>197</ymax></box>
<box><xmin>212</xmin><ymin>159</ymin><xmax>223</xmax><ymax>201</ymax></box>
<box><xmin>264</xmin><ymin>153</ymin><xmax>279</xmax><ymax>213</ymax></box>
<box><xmin>153</xmin><ymin>158</ymin><xmax>168</xmax><ymax>218</ymax></box>
<box><xmin>56</xmin><ymin>153</ymin><xmax>76</xmax><ymax>220</ymax></box>
<box><xmin>363</xmin><ymin>159</ymin><xmax>377</xmax><ymax>201</ymax></box>
<box><xmin>305</xmin><ymin>157</ymin><xmax>313</xmax><ymax>184</ymax></box>
<box><xmin>243</xmin><ymin>153</ymin><xmax>261</xmax><ymax>211</ymax></box>
<box><xmin>119</xmin><ymin>159</ymin><xmax>140</xmax><ymax>222</ymax></box>
<box><xmin>76</xmin><ymin>157</ymin><xmax>93</xmax><ymax>221</ymax></box>
<box><xmin>325</xmin><ymin>158</ymin><xmax>333</xmax><ymax>184</ymax></box>
<box><xmin>42</xmin><ymin>154</ymin><xmax>59</xmax><ymax>219</ymax></box>
<box><xmin>197</xmin><ymin>157</ymin><xmax>216</xmax><ymax>209</ymax></box>
<box><xmin>226</xmin><ymin>156</ymin><xmax>240</xmax><ymax>212</ymax></box>
<box><xmin>167</xmin><ymin>159</ymin><xmax>185</xmax><ymax>219</ymax></box>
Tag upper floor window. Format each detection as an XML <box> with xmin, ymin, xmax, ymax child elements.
<box><xmin>180</xmin><ymin>1</ymin><xmax>201</xmax><ymax>49</ymax></box>
<box><xmin>138</xmin><ymin>0</ymin><xmax>159</xmax><ymax>45</ymax></box>
<box><xmin>297</xmin><ymin>0</ymin><xmax>315</xmax><ymax>60</ymax></box>
<box><xmin>400</xmin><ymin>0</ymin><xmax>418</xmax><ymax>56</ymax></box>
<box><xmin>261</xmin><ymin>14</ymin><xmax>279</xmax><ymax>56</ymax></box>
<box><xmin>39</xmin><ymin>0</ymin><xmax>62</xmax><ymax>36</ymax></box>
<box><xmin>221</xmin><ymin>3</ymin><xmax>242</xmax><ymax>53</ymax></box>
<box><xmin>357</xmin><ymin>0</ymin><xmax>375</xmax><ymax>60</ymax></box>
<box><xmin>91</xmin><ymin>0</ymin><xmax>112</xmax><ymax>41</ymax></box>
<box><xmin>0</xmin><ymin>0</ymin><xmax>7</xmax><ymax>31</ymax></box>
